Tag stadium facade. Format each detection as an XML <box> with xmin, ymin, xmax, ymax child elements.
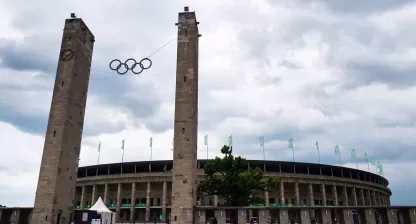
<box><xmin>72</xmin><ymin>159</ymin><xmax>394</xmax><ymax>223</ymax></box>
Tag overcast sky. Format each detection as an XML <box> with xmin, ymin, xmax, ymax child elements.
<box><xmin>1</xmin><ymin>0</ymin><xmax>415</xmax><ymax>207</ymax></box>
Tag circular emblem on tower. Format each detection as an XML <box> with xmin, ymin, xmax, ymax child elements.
<box><xmin>60</xmin><ymin>48</ymin><xmax>74</xmax><ymax>61</ymax></box>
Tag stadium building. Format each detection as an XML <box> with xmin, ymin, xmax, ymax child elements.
<box><xmin>73</xmin><ymin>159</ymin><xmax>391</xmax><ymax>223</ymax></box>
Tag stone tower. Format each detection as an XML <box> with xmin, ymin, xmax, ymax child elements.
<box><xmin>31</xmin><ymin>16</ymin><xmax>94</xmax><ymax>224</ymax></box>
<box><xmin>171</xmin><ymin>7</ymin><xmax>200</xmax><ymax>224</ymax></box>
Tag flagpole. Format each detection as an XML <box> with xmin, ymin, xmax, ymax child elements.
<box><xmin>97</xmin><ymin>143</ymin><xmax>101</xmax><ymax>165</ymax></box>
<box><xmin>316</xmin><ymin>142</ymin><xmax>320</xmax><ymax>164</ymax></box>
<box><xmin>355</xmin><ymin>157</ymin><xmax>358</xmax><ymax>169</ymax></box>
<box><xmin>263</xmin><ymin>144</ymin><xmax>266</xmax><ymax>171</ymax></box>
<box><xmin>206</xmin><ymin>141</ymin><xmax>208</xmax><ymax>160</ymax></box>
<box><xmin>292</xmin><ymin>146</ymin><xmax>295</xmax><ymax>162</ymax></box>
<box><xmin>121</xmin><ymin>139</ymin><xmax>125</xmax><ymax>163</ymax></box>
<box><xmin>338</xmin><ymin>153</ymin><xmax>341</xmax><ymax>166</ymax></box>
<box><xmin>367</xmin><ymin>160</ymin><xmax>370</xmax><ymax>172</ymax></box>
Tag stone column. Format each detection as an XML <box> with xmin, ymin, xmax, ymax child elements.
<box><xmin>146</xmin><ymin>181</ymin><xmax>151</xmax><ymax>221</ymax></box>
<box><xmin>195</xmin><ymin>209</ymin><xmax>206</xmax><ymax>224</ymax></box>
<box><xmin>387</xmin><ymin>195</ymin><xmax>391</xmax><ymax>205</ymax></box>
<box><xmin>215</xmin><ymin>209</ymin><xmax>226</xmax><ymax>224</ymax></box>
<box><xmin>80</xmin><ymin>186</ymin><xmax>86</xmax><ymax>209</ymax></box>
<box><xmin>386</xmin><ymin>209</ymin><xmax>398</xmax><ymax>224</ymax></box>
<box><xmin>162</xmin><ymin>181</ymin><xmax>167</xmax><ymax>221</ymax></box>
<box><xmin>332</xmin><ymin>185</ymin><xmax>338</xmax><ymax>206</ymax></box>
<box><xmin>264</xmin><ymin>191</ymin><xmax>270</xmax><ymax>206</ymax></box>
<box><xmin>279</xmin><ymin>209</ymin><xmax>289</xmax><ymax>224</ymax></box>
<box><xmin>321</xmin><ymin>184</ymin><xmax>327</xmax><ymax>206</ymax></box>
<box><xmin>376</xmin><ymin>192</ymin><xmax>381</xmax><ymax>205</ymax></box>
<box><xmin>343</xmin><ymin>186</ymin><xmax>349</xmax><ymax>206</ymax></box>
<box><xmin>214</xmin><ymin>195</ymin><xmax>218</xmax><ymax>207</ymax></box>
<box><xmin>352</xmin><ymin>187</ymin><xmax>358</xmax><ymax>206</ymax></box>
<box><xmin>359</xmin><ymin>188</ymin><xmax>365</xmax><ymax>206</ymax></box>
<box><xmin>308</xmin><ymin>183</ymin><xmax>314</xmax><ymax>206</ymax></box>
<box><xmin>116</xmin><ymin>183</ymin><xmax>122</xmax><ymax>222</ymax></box>
<box><xmin>300</xmin><ymin>209</ymin><xmax>310</xmax><ymax>224</ymax></box>
<box><xmin>366</xmin><ymin>189</ymin><xmax>372</xmax><ymax>206</ymax></box>
<box><xmin>321</xmin><ymin>208</ymin><xmax>332</xmax><ymax>224</ymax></box>
<box><xmin>364</xmin><ymin>209</ymin><xmax>376</xmax><ymax>224</ymax></box>
<box><xmin>103</xmin><ymin>184</ymin><xmax>109</xmax><ymax>205</ymax></box>
<box><xmin>342</xmin><ymin>209</ymin><xmax>354</xmax><ymax>224</ymax></box>
<box><xmin>130</xmin><ymin>182</ymin><xmax>136</xmax><ymax>222</ymax></box>
<box><xmin>91</xmin><ymin>185</ymin><xmax>97</xmax><ymax>204</ymax></box>
<box><xmin>280</xmin><ymin>181</ymin><xmax>285</xmax><ymax>206</ymax></box>
<box><xmin>238</xmin><ymin>209</ymin><xmax>246</xmax><ymax>224</ymax></box>
<box><xmin>10</xmin><ymin>209</ymin><xmax>20</xmax><ymax>224</ymax></box>
<box><xmin>371</xmin><ymin>190</ymin><xmax>377</xmax><ymax>206</ymax></box>
<box><xmin>295</xmin><ymin>183</ymin><xmax>300</xmax><ymax>206</ymax></box>
<box><xmin>259</xmin><ymin>209</ymin><xmax>269</xmax><ymax>224</ymax></box>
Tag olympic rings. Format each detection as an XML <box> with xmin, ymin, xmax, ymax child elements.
<box><xmin>109</xmin><ymin>58</ymin><xmax>152</xmax><ymax>75</ymax></box>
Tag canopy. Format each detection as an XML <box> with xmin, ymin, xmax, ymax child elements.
<box><xmin>89</xmin><ymin>197</ymin><xmax>114</xmax><ymax>213</ymax></box>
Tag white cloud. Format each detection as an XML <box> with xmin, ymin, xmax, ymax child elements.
<box><xmin>0</xmin><ymin>0</ymin><xmax>415</xmax><ymax>206</ymax></box>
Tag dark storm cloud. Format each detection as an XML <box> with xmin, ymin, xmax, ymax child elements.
<box><xmin>343</xmin><ymin>61</ymin><xmax>416</xmax><ymax>89</ymax></box>
<box><xmin>306</xmin><ymin>0</ymin><xmax>413</xmax><ymax>14</ymax></box>
<box><xmin>0</xmin><ymin>37</ymin><xmax>59</xmax><ymax>73</ymax></box>
<box><xmin>0</xmin><ymin>105</ymin><xmax>47</xmax><ymax>134</ymax></box>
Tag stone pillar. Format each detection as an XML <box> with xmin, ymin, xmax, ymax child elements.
<box><xmin>366</xmin><ymin>189</ymin><xmax>372</xmax><ymax>206</ymax></box>
<box><xmin>238</xmin><ymin>209</ymin><xmax>246</xmax><ymax>224</ymax></box>
<box><xmin>295</xmin><ymin>182</ymin><xmax>300</xmax><ymax>206</ymax></box>
<box><xmin>377</xmin><ymin>192</ymin><xmax>382</xmax><ymax>205</ymax></box>
<box><xmin>91</xmin><ymin>185</ymin><xmax>97</xmax><ymax>204</ymax></box>
<box><xmin>215</xmin><ymin>209</ymin><xmax>226</xmax><ymax>224</ymax></box>
<box><xmin>380</xmin><ymin>193</ymin><xmax>385</xmax><ymax>205</ymax></box>
<box><xmin>352</xmin><ymin>187</ymin><xmax>358</xmax><ymax>206</ymax></box>
<box><xmin>80</xmin><ymin>186</ymin><xmax>86</xmax><ymax>209</ymax></box>
<box><xmin>116</xmin><ymin>183</ymin><xmax>122</xmax><ymax>222</ymax></box>
<box><xmin>321</xmin><ymin>184</ymin><xmax>327</xmax><ymax>206</ymax></box>
<box><xmin>359</xmin><ymin>188</ymin><xmax>365</xmax><ymax>206</ymax></box>
<box><xmin>259</xmin><ymin>209</ymin><xmax>269</xmax><ymax>224</ymax></box>
<box><xmin>342</xmin><ymin>209</ymin><xmax>354</xmax><ymax>224</ymax></box>
<box><xmin>407</xmin><ymin>208</ymin><xmax>416</xmax><ymax>223</ymax></box>
<box><xmin>130</xmin><ymin>182</ymin><xmax>136</xmax><ymax>222</ymax></box>
<box><xmin>386</xmin><ymin>209</ymin><xmax>398</xmax><ymax>224</ymax></box>
<box><xmin>387</xmin><ymin>195</ymin><xmax>391</xmax><ymax>205</ymax></box>
<box><xmin>343</xmin><ymin>186</ymin><xmax>349</xmax><ymax>206</ymax></box>
<box><xmin>162</xmin><ymin>181</ymin><xmax>167</xmax><ymax>221</ymax></box>
<box><xmin>279</xmin><ymin>209</ymin><xmax>289</xmax><ymax>224</ymax></box>
<box><xmin>10</xmin><ymin>209</ymin><xmax>20</xmax><ymax>224</ymax></box>
<box><xmin>308</xmin><ymin>183</ymin><xmax>314</xmax><ymax>206</ymax></box>
<box><xmin>371</xmin><ymin>190</ymin><xmax>377</xmax><ymax>206</ymax></box>
<box><xmin>280</xmin><ymin>181</ymin><xmax>285</xmax><ymax>206</ymax></box>
<box><xmin>364</xmin><ymin>209</ymin><xmax>376</xmax><ymax>224</ymax></box>
<box><xmin>214</xmin><ymin>195</ymin><xmax>218</xmax><ymax>207</ymax></box>
<box><xmin>332</xmin><ymin>185</ymin><xmax>338</xmax><ymax>206</ymax></box>
<box><xmin>321</xmin><ymin>208</ymin><xmax>332</xmax><ymax>224</ymax></box>
<box><xmin>264</xmin><ymin>191</ymin><xmax>270</xmax><ymax>206</ymax></box>
<box><xmin>146</xmin><ymin>181</ymin><xmax>151</xmax><ymax>221</ymax></box>
<box><xmin>300</xmin><ymin>209</ymin><xmax>310</xmax><ymax>224</ymax></box>
<box><xmin>103</xmin><ymin>184</ymin><xmax>109</xmax><ymax>205</ymax></box>
<box><xmin>195</xmin><ymin>209</ymin><xmax>206</xmax><ymax>224</ymax></box>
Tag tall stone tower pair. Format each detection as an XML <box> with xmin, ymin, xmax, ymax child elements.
<box><xmin>31</xmin><ymin>8</ymin><xmax>200</xmax><ymax>224</ymax></box>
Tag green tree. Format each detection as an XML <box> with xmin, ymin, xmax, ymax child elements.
<box><xmin>197</xmin><ymin>145</ymin><xmax>279</xmax><ymax>206</ymax></box>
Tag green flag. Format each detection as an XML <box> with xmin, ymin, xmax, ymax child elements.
<box><xmin>288</xmin><ymin>138</ymin><xmax>293</xmax><ymax>149</ymax></box>
<box><xmin>335</xmin><ymin>145</ymin><xmax>340</xmax><ymax>155</ymax></box>
<box><xmin>204</xmin><ymin>134</ymin><xmax>208</xmax><ymax>146</ymax></box>
<box><xmin>364</xmin><ymin>153</ymin><xmax>368</xmax><ymax>161</ymax></box>
<box><xmin>228</xmin><ymin>135</ymin><xmax>232</xmax><ymax>146</ymax></box>
<box><xmin>351</xmin><ymin>149</ymin><xmax>356</xmax><ymax>159</ymax></box>
<box><xmin>259</xmin><ymin>136</ymin><xmax>264</xmax><ymax>147</ymax></box>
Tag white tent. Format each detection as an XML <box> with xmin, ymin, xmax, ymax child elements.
<box><xmin>89</xmin><ymin>197</ymin><xmax>115</xmax><ymax>224</ymax></box>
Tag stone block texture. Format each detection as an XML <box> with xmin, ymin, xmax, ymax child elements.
<box><xmin>170</xmin><ymin>8</ymin><xmax>200</xmax><ymax>224</ymax></box>
<box><xmin>30</xmin><ymin>17</ymin><xmax>94</xmax><ymax>224</ymax></box>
